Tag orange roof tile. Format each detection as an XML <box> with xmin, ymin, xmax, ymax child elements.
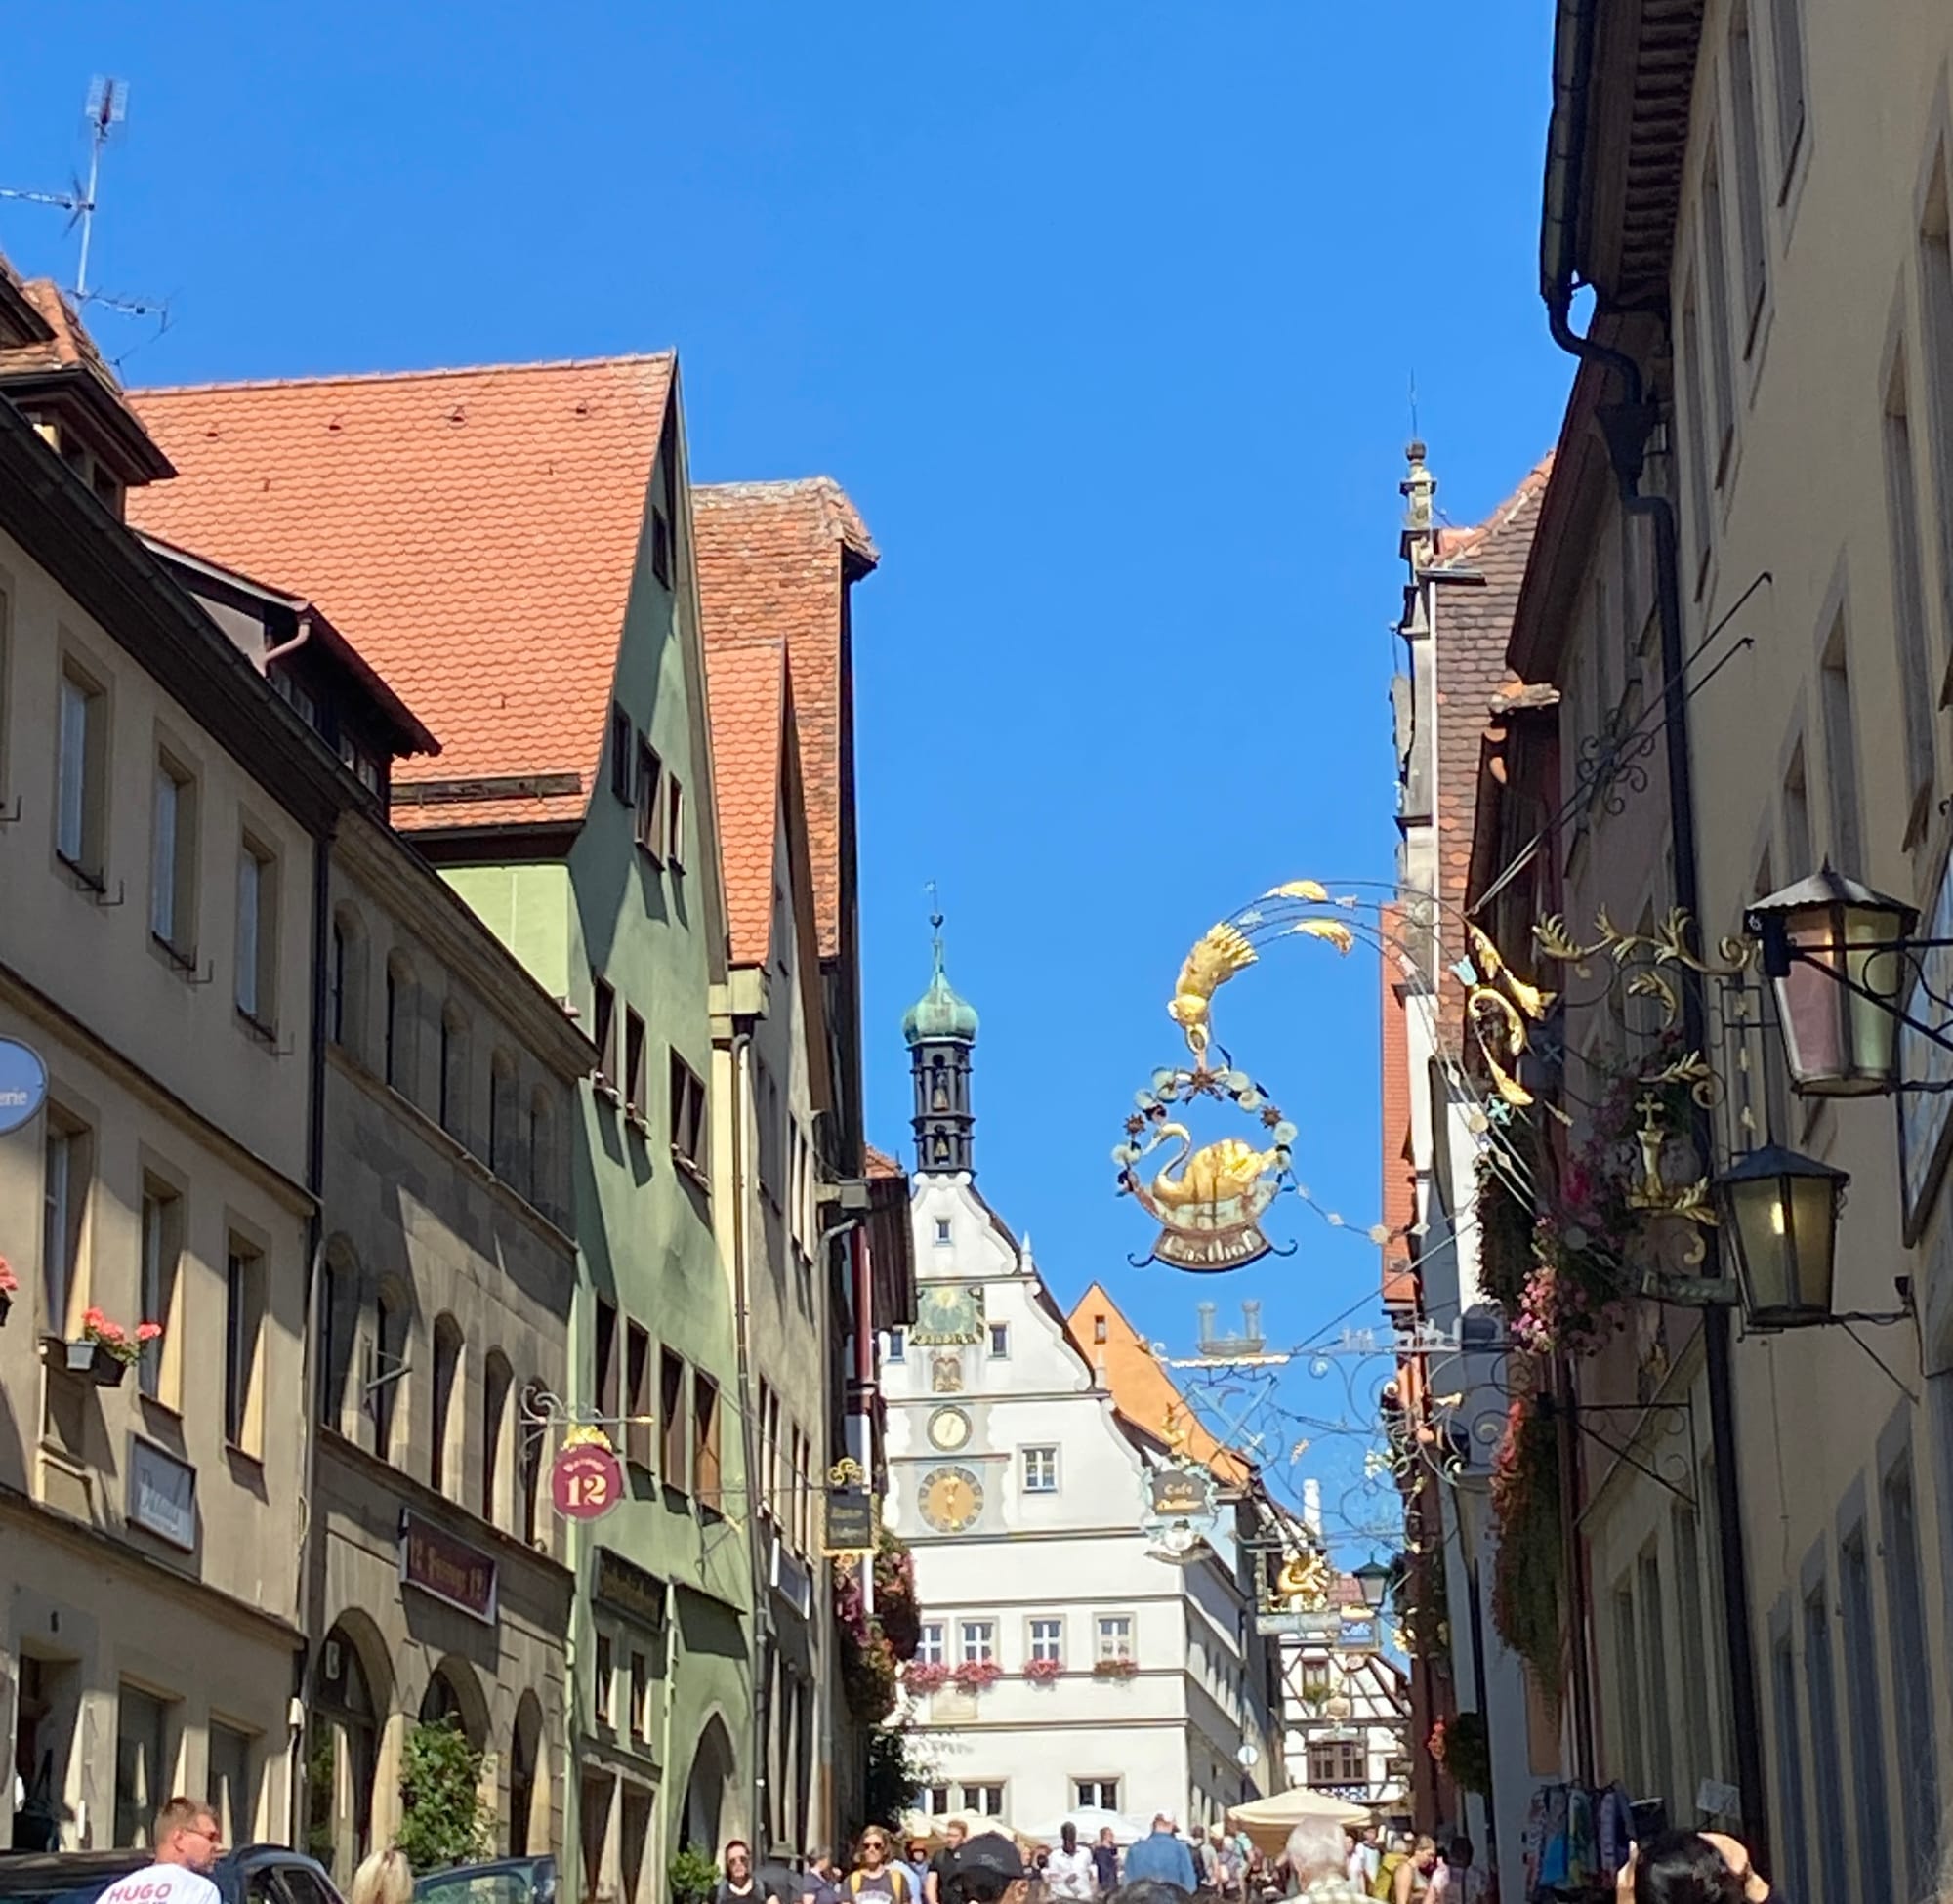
<box><xmin>865</xmin><ymin>1143</ymin><xmax>903</xmax><ymax>1179</ymax></box>
<box><xmin>126</xmin><ymin>355</ymin><xmax>676</xmax><ymax>830</ymax></box>
<box><xmin>1064</xmin><ymin>1282</ymin><xmax>1252</xmax><ymax>1488</ymax></box>
<box><xmin>705</xmin><ymin>636</ymin><xmax>787</xmax><ymax>967</ymax></box>
<box><xmin>694</xmin><ymin>479</ymin><xmax>877</xmax><ymax>958</ymax></box>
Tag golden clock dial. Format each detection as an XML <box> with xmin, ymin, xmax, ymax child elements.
<box><xmin>927</xmin><ymin>1408</ymin><xmax>973</xmax><ymax>1453</ymax></box>
<box><xmin>919</xmin><ymin>1464</ymin><xmax>985</xmax><ymax>1534</ymax></box>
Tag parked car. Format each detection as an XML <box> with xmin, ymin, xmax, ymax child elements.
<box><xmin>411</xmin><ymin>1858</ymin><xmax>555</xmax><ymax>1904</ymax></box>
<box><xmin>0</xmin><ymin>1846</ymin><xmax>343</xmax><ymax>1904</ymax></box>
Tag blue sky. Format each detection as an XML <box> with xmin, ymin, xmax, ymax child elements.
<box><xmin>4</xmin><ymin>3</ymin><xmax>1571</xmax><ymax>1543</ymax></box>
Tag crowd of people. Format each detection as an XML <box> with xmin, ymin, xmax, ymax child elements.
<box><xmin>711</xmin><ymin>1813</ymin><xmax>1780</xmax><ymax>1904</ymax></box>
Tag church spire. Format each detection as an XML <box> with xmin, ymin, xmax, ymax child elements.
<box><xmin>903</xmin><ymin>895</ymin><xmax>977</xmax><ymax>1178</ymax></box>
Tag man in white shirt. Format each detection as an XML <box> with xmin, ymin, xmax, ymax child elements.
<box><xmin>99</xmin><ymin>1798</ymin><xmax>224</xmax><ymax>1904</ymax></box>
<box><xmin>1045</xmin><ymin>1824</ymin><xmax>1096</xmax><ymax>1900</ymax></box>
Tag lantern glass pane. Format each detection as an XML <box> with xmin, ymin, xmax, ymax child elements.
<box><xmin>1775</xmin><ymin>901</ymin><xmax>1903</xmax><ymax>1094</ymax></box>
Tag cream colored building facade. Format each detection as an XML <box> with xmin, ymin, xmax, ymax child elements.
<box><xmin>1474</xmin><ymin>3</ymin><xmax>1953</xmax><ymax>1896</ymax></box>
<box><xmin>0</xmin><ymin>328</ymin><xmax>352</xmax><ymax>1853</ymax></box>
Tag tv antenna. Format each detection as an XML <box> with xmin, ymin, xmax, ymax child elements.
<box><xmin>0</xmin><ymin>76</ymin><xmax>168</xmax><ymax>330</ymax></box>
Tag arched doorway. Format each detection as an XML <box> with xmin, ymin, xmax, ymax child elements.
<box><xmin>419</xmin><ymin>1658</ymin><xmax>488</xmax><ymax>1748</ymax></box>
<box><xmin>509</xmin><ymin>1693</ymin><xmax>545</xmax><ymax>1858</ymax></box>
<box><xmin>683</xmin><ymin>1714</ymin><xmax>737</xmax><ymax>1853</ymax></box>
<box><xmin>308</xmin><ymin>1620</ymin><xmax>387</xmax><ymax>1886</ymax></box>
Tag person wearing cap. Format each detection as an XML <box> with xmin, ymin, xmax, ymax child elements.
<box><xmin>1122</xmin><ymin>1816</ymin><xmax>1198</xmax><ymax>1893</ymax></box>
<box><xmin>941</xmin><ymin>1833</ymin><xmax>1030</xmax><ymax>1904</ymax></box>
<box><xmin>906</xmin><ymin>1841</ymin><xmax>935</xmax><ymax>1900</ymax></box>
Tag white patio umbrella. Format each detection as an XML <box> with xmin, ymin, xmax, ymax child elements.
<box><xmin>1018</xmin><ymin>1806</ymin><xmax>1148</xmax><ymax>1847</ymax></box>
<box><xmin>1227</xmin><ymin>1787</ymin><xmax>1370</xmax><ymax>1857</ymax></box>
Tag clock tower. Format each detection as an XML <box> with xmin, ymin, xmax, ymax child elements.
<box><xmin>903</xmin><ymin>909</ymin><xmax>979</xmax><ymax>1178</ymax></box>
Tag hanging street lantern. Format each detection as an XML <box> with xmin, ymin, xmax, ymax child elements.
<box><xmin>1714</xmin><ymin>1144</ymin><xmax>1850</xmax><ymax>1329</ymax></box>
<box><xmin>1747</xmin><ymin>871</ymin><xmax>1917</xmax><ymax>1096</ymax></box>
<box><xmin>1350</xmin><ymin>1557</ymin><xmax>1394</xmax><ymax>1614</ymax></box>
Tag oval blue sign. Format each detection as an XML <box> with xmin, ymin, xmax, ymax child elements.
<box><xmin>0</xmin><ymin>1038</ymin><xmax>49</xmax><ymax>1137</ymax></box>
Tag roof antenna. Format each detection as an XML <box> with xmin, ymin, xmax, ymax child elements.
<box><xmin>74</xmin><ymin>76</ymin><xmax>127</xmax><ymax>302</ymax></box>
<box><xmin>0</xmin><ymin>77</ymin><xmax>170</xmax><ymax>336</ymax></box>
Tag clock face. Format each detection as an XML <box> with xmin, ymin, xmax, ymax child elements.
<box><xmin>919</xmin><ymin>1465</ymin><xmax>984</xmax><ymax>1534</ymax></box>
<box><xmin>927</xmin><ymin>1407</ymin><xmax>973</xmax><ymax>1453</ymax></box>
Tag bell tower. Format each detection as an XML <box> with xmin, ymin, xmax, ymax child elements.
<box><xmin>903</xmin><ymin>907</ymin><xmax>979</xmax><ymax>1178</ymax></box>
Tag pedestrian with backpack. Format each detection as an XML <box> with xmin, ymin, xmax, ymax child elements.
<box><xmin>849</xmin><ymin>1829</ymin><xmax>918</xmax><ymax>1904</ymax></box>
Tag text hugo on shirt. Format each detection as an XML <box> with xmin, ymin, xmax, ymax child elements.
<box><xmin>101</xmin><ymin>1868</ymin><xmax>224</xmax><ymax>1904</ymax></box>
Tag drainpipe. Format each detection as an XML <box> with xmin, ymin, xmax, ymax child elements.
<box><xmin>1541</xmin><ymin>0</ymin><xmax>1768</xmax><ymax>1864</ymax></box>
<box><xmin>292</xmin><ymin>821</ymin><xmax>334</xmax><ymax>1844</ymax></box>
<box><xmin>728</xmin><ymin>1027</ymin><xmax>771</xmax><ymax>1852</ymax></box>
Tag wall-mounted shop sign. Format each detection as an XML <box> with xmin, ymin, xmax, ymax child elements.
<box><xmin>128</xmin><ymin>1438</ymin><xmax>197</xmax><ymax>1551</ymax></box>
<box><xmin>551</xmin><ymin>1430</ymin><xmax>625</xmax><ymax>1521</ymax></box>
<box><xmin>594</xmin><ymin>1546</ymin><xmax>668</xmax><ymax>1632</ymax></box>
<box><xmin>0</xmin><ymin>1039</ymin><xmax>49</xmax><ymax>1138</ymax></box>
<box><xmin>399</xmin><ymin>1512</ymin><xmax>498</xmax><ymax>1625</ymax></box>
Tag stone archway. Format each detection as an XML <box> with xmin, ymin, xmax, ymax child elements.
<box><xmin>308</xmin><ymin>1614</ymin><xmax>395</xmax><ymax>1887</ymax></box>
<box><xmin>419</xmin><ymin>1655</ymin><xmax>490</xmax><ymax>1750</ymax></box>
<box><xmin>682</xmin><ymin>1713</ymin><xmax>738</xmax><ymax>1853</ymax></box>
<box><xmin>509</xmin><ymin>1691</ymin><xmax>546</xmax><ymax>1857</ymax></box>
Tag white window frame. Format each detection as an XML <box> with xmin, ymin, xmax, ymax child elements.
<box><xmin>959</xmin><ymin>1783</ymin><xmax>1005</xmax><ymax>1819</ymax></box>
<box><xmin>1074</xmin><ymin>1779</ymin><xmax>1119</xmax><ymax>1812</ymax></box>
<box><xmin>935</xmin><ymin>1217</ymin><xmax>952</xmax><ymax>1245</ymax></box>
<box><xmin>916</xmin><ymin>1621</ymin><xmax>945</xmax><ymax>1666</ymax></box>
<box><xmin>1021</xmin><ymin>1445</ymin><xmax>1059</xmax><ymax>1494</ymax></box>
<box><xmin>1096</xmin><ymin>1613</ymin><xmax>1134</xmax><ymax>1662</ymax></box>
<box><xmin>987</xmin><ymin>1322</ymin><xmax>1010</xmax><ymax>1359</ymax></box>
<box><xmin>1028</xmin><ymin>1617</ymin><xmax>1063</xmax><ymax>1663</ymax></box>
<box><xmin>960</xmin><ymin>1619</ymin><xmax>995</xmax><ymax>1665</ymax></box>
<box><xmin>886</xmin><ymin>1327</ymin><xmax>906</xmax><ymax>1363</ymax></box>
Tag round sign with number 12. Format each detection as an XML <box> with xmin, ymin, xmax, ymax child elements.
<box><xmin>551</xmin><ymin>1436</ymin><xmax>625</xmax><ymax>1521</ymax></box>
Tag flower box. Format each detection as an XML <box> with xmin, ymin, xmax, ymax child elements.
<box><xmin>951</xmin><ymin>1660</ymin><xmax>1001</xmax><ymax>1691</ymax></box>
<box><xmin>1092</xmin><ymin>1657</ymin><xmax>1140</xmax><ymax>1679</ymax></box>
<box><xmin>60</xmin><ymin>1339</ymin><xmax>126</xmax><ymax>1388</ymax></box>
<box><xmin>1023</xmin><ymin>1658</ymin><xmax>1065</xmax><ymax>1685</ymax></box>
<box><xmin>904</xmin><ymin>1661</ymin><xmax>951</xmax><ymax>1694</ymax></box>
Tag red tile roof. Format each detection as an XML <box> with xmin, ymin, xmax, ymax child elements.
<box><xmin>704</xmin><ymin>636</ymin><xmax>787</xmax><ymax>968</ymax></box>
<box><xmin>1066</xmin><ymin>1282</ymin><xmax>1253</xmax><ymax>1488</ymax></box>
<box><xmin>694</xmin><ymin>479</ymin><xmax>876</xmax><ymax>959</ymax></box>
<box><xmin>126</xmin><ymin>355</ymin><xmax>677</xmax><ymax>830</ymax></box>
<box><xmin>1430</xmin><ymin>456</ymin><xmax>1552</xmax><ymax>1007</ymax></box>
<box><xmin>865</xmin><ymin>1143</ymin><xmax>903</xmax><ymax>1179</ymax></box>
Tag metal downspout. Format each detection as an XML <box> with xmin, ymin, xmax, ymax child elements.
<box><xmin>729</xmin><ymin>1028</ymin><xmax>771</xmax><ymax>1851</ymax></box>
<box><xmin>1540</xmin><ymin>0</ymin><xmax>1769</xmax><ymax>1862</ymax></box>
<box><xmin>292</xmin><ymin>821</ymin><xmax>334</xmax><ymax>1844</ymax></box>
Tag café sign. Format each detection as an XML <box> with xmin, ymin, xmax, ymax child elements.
<box><xmin>128</xmin><ymin>1438</ymin><xmax>197</xmax><ymax>1552</ymax></box>
<box><xmin>398</xmin><ymin>1512</ymin><xmax>498</xmax><ymax>1625</ymax></box>
<box><xmin>0</xmin><ymin>1038</ymin><xmax>48</xmax><ymax>1138</ymax></box>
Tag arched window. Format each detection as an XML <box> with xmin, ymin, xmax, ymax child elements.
<box><xmin>510</xmin><ymin>1693</ymin><xmax>545</xmax><ymax>1857</ymax></box>
<box><xmin>481</xmin><ymin>1350</ymin><xmax>514</xmax><ymax>1528</ymax></box>
<box><xmin>431</xmin><ymin>1314</ymin><xmax>464</xmax><ymax>1498</ymax></box>
<box><xmin>330</xmin><ymin>907</ymin><xmax>367</xmax><ymax>1055</ymax></box>
<box><xmin>373</xmin><ymin>1283</ymin><xmax>410</xmax><ymax>1462</ymax></box>
<box><xmin>318</xmin><ymin>1241</ymin><xmax>360</xmax><ymax>1431</ymax></box>
<box><xmin>384</xmin><ymin>954</ymin><xmax>416</xmax><ymax>1096</ymax></box>
<box><xmin>439</xmin><ymin>1004</ymin><xmax>469</xmax><ymax>1141</ymax></box>
<box><xmin>490</xmin><ymin>1052</ymin><xmax>518</xmax><ymax>1179</ymax></box>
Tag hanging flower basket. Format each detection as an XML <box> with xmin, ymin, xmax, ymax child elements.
<box><xmin>0</xmin><ymin>1256</ymin><xmax>16</xmax><ymax>1327</ymax></box>
<box><xmin>1023</xmin><ymin>1657</ymin><xmax>1065</xmax><ymax>1684</ymax></box>
<box><xmin>904</xmin><ymin>1661</ymin><xmax>951</xmax><ymax>1694</ymax></box>
<box><xmin>951</xmin><ymin>1660</ymin><xmax>1001</xmax><ymax>1691</ymax></box>
<box><xmin>1092</xmin><ymin>1657</ymin><xmax>1140</xmax><ymax>1680</ymax></box>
